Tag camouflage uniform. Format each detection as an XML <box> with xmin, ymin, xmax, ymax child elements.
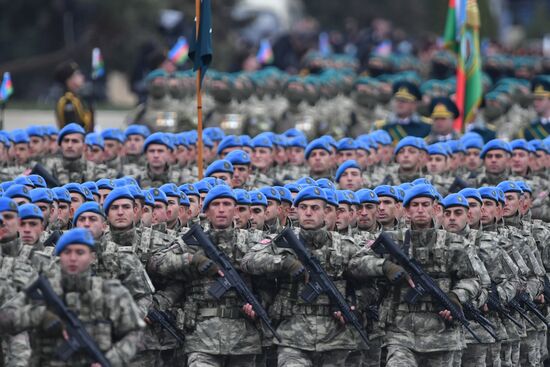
<box><xmin>348</xmin><ymin>228</ymin><xmax>481</xmax><ymax>367</ymax></box>
<box><xmin>148</xmin><ymin>227</ymin><xmax>261</xmax><ymax>367</ymax></box>
<box><xmin>0</xmin><ymin>268</ymin><xmax>145</xmax><ymax>367</ymax></box>
<box><xmin>241</xmin><ymin>228</ymin><xmax>367</xmax><ymax>367</ymax></box>
<box><xmin>43</xmin><ymin>156</ymin><xmax>110</xmax><ymax>184</ymax></box>
<box><xmin>129</xmin><ymin>165</ymin><xmax>184</xmax><ymax>188</ymax></box>
<box><xmin>204</xmin><ymin>101</ymin><xmax>250</xmax><ymax>136</ymax></box>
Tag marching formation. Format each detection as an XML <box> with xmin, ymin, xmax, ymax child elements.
<box><xmin>0</xmin><ymin>70</ymin><xmax>549</xmax><ymax>367</ymax></box>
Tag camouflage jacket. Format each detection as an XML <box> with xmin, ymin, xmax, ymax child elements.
<box><xmin>131</xmin><ymin>164</ymin><xmax>184</xmax><ymax>189</ymax></box>
<box><xmin>43</xmin><ymin>156</ymin><xmax>110</xmax><ymax>185</ymax></box>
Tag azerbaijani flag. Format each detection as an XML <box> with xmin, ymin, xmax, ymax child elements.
<box><xmin>256</xmin><ymin>39</ymin><xmax>274</xmax><ymax>64</ymax></box>
<box><xmin>0</xmin><ymin>72</ymin><xmax>13</xmax><ymax>101</ymax></box>
<box><xmin>92</xmin><ymin>48</ymin><xmax>105</xmax><ymax>80</ymax></box>
<box><xmin>169</xmin><ymin>37</ymin><xmax>189</xmax><ymax>65</ymax></box>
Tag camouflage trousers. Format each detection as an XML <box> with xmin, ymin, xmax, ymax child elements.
<box><xmin>345</xmin><ymin>337</ymin><xmax>382</xmax><ymax>367</ymax></box>
<box><xmin>520</xmin><ymin>331</ymin><xmax>541</xmax><ymax>367</ymax></box>
<box><xmin>2</xmin><ymin>332</ymin><xmax>31</xmax><ymax>367</ymax></box>
<box><xmin>500</xmin><ymin>341</ymin><xmax>520</xmax><ymax>367</ymax></box>
<box><xmin>130</xmin><ymin>349</ymin><xmax>178</xmax><ymax>367</ymax></box>
<box><xmin>461</xmin><ymin>343</ymin><xmax>489</xmax><ymax>367</ymax></box>
<box><xmin>485</xmin><ymin>341</ymin><xmax>501</xmax><ymax>367</ymax></box>
<box><xmin>277</xmin><ymin>346</ymin><xmax>351</xmax><ymax>367</ymax></box>
<box><xmin>187</xmin><ymin>352</ymin><xmax>256</xmax><ymax>367</ymax></box>
<box><xmin>386</xmin><ymin>345</ymin><xmax>455</xmax><ymax>367</ymax></box>
<box><xmin>539</xmin><ymin>330</ymin><xmax>548</xmax><ymax>362</ymax></box>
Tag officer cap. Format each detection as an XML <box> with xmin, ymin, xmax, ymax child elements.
<box><xmin>57</xmin><ymin>123</ymin><xmax>85</xmax><ymax>145</ymax></box>
<box><xmin>496</xmin><ymin>181</ymin><xmax>522</xmax><ymax>194</ymax></box>
<box><xmin>54</xmin><ymin>228</ymin><xmax>95</xmax><ymax>256</ymax></box>
<box><xmin>374</xmin><ymin>185</ymin><xmax>400</xmax><ymax>202</ymax></box>
<box><xmin>429</xmin><ymin>97</ymin><xmax>460</xmax><ymax>119</ymax></box>
<box><xmin>4</xmin><ymin>184</ymin><xmax>31</xmax><ymax>201</ymax></box>
<box><xmin>73</xmin><ymin>201</ymin><xmax>105</xmax><ymax>224</ymax></box>
<box><xmin>305</xmin><ymin>138</ymin><xmax>331</xmax><ymax>159</ymax></box>
<box><xmin>159</xmin><ymin>183</ymin><xmax>180</xmax><ymax>198</ymax></box>
<box><xmin>202</xmin><ymin>185</ymin><xmax>236</xmax><ymax>212</ymax></box>
<box><xmin>52</xmin><ymin>187</ymin><xmax>71</xmax><ymax>203</ymax></box>
<box><xmin>103</xmin><ymin>187</ymin><xmax>135</xmax><ymax>214</ymax></box>
<box><xmin>531</xmin><ymin>76</ymin><xmax>550</xmax><ymax>98</ymax></box>
<box><xmin>29</xmin><ymin>188</ymin><xmax>54</xmax><ymax>204</ymax></box>
<box><xmin>335</xmin><ymin>160</ymin><xmax>361</xmax><ymax>183</ymax></box>
<box><xmin>274</xmin><ymin>186</ymin><xmax>293</xmax><ymax>204</ymax></box>
<box><xmin>356</xmin><ymin>189</ymin><xmax>380</xmax><ymax>204</ymax></box>
<box><xmin>234</xmin><ymin>189</ymin><xmax>251</xmax><ymax>205</ymax></box>
<box><xmin>458</xmin><ymin>188</ymin><xmax>482</xmax><ymax>203</ymax></box>
<box><xmin>27</xmin><ymin>175</ymin><xmax>47</xmax><ymax>189</ymax></box>
<box><xmin>96</xmin><ymin>178</ymin><xmax>115</xmax><ymax>190</ymax></box>
<box><xmin>143</xmin><ymin>132</ymin><xmax>174</xmax><ymax>152</ymax></box>
<box><xmin>101</xmin><ymin>128</ymin><xmax>125</xmax><ymax>143</ymax></box>
<box><xmin>480</xmin><ymin>139</ymin><xmax>512</xmax><ymax>158</ymax></box>
<box><xmin>403</xmin><ymin>184</ymin><xmax>437</xmax><ymax>207</ymax></box>
<box><xmin>316</xmin><ymin>178</ymin><xmax>336</xmax><ymax>190</ymax></box>
<box><xmin>294</xmin><ymin>186</ymin><xmax>328</xmax><ymax>206</ymax></box>
<box><xmin>392</xmin><ymin>80</ymin><xmax>422</xmax><ymax>101</ymax></box>
<box><xmin>205</xmin><ymin>159</ymin><xmax>234</xmax><ymax>177</ymax></box>
<box><xmin>479</xmin><ymin>187</ymin><xmax>500</xmax><ymax>203</ymax></box>
<box><xmin>10</xmin><ymin>129</ymin><xmax>30</xmax><ymax>144</ymax></box>
<box><xmin>441</xmin><ymin>193</ymin><xmax>469</xmax><ymax>209</ymax></box>
<box><xmin>225</xmin><ymin>150</ymin><xmax>250</xmax><ymax>166</ymax></box>
<box><xmin>125</xmin><ymin>124</ymin><xmax>151</xmax><ymax>138</ymax></box>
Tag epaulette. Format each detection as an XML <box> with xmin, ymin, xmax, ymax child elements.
<box><xmin>374</xmin><ymin>119</ymin><xmax>387</xmax><ymax>129</ymax></box>
<box><xmin>419</xmin><ymin>116</ymin><xmax>433</xmax><ymax>124</ymax></box>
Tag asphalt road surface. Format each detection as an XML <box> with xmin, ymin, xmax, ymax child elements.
<box><xmin>2</xmin><ymin>109</ymin><xmax>130</xmax><ymax>131</ymax></box>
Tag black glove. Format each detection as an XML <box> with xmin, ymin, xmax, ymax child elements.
<box><xmin>191</xmin><ymin>254</ymin><xmax>219</xmax><ymax>277</ymax></box>
<box><xmin>382</xmin><ymin>260</ymin><xmax>407</xmax><ymax>284</ymax></box>
<box><xmin>282</xmin><ymin>256</ymin><xmax>306</xmax><ymax>280</ymax></box>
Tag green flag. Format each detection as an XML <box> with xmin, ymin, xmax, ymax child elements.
<box><xmin>461</xmin><ymin>0</ymin><xmax>482</xmax><ymax>124</ymax></box>
<box><xmin>189</xmin><ymin>0</ymin><xmax>212</xmax><ymax>86</ymax></box>
<box><xmin>443</xmin><ymin>0</ymin><xmax>459</xmax><ymax>52</ymax></box>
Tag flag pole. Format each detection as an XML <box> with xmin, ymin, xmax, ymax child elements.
<box><xmin>195</xmin><ymin>0</ymin><xmax>204</xmax><ymax>180</ymax></box>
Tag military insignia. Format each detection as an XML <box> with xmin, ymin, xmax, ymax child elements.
<box><xmin>278</xmin><ymin>189</ymin><xmax>285</xmax><ymax>196</ymax></box>
<box><xmin>348</xmin><ymin>192</ymin><xmax>354</xmax><ymax>199</ymax></box>
<box><xmin>22</xmin><ymin>187</ymin><xmax>29</xmax><ymax>193</ymax></box>
<box><xmin>83</xmin><ymin>188</ymin><xmax>90</xmax><ymax>196</ymax></box>
<box><xmin>306</xmin><ymin>178</ymin><xmax>313</xmax><ymax>184</ymax></box>
<box><xmin>244</xmin><ymin>193</ymin><xmax>250</xmax><ymax>200</ymax></box>
<box><xmin>271</xmin><ymin>188</ymin><xmax>276</xmax><ymax>196</ymax></box>
<box><xmin>370</xmin><ymin>192</ymin><xmax>375</xmax><ymax>198</ymax></box>
<box><xmin>509</xmin><ymin>183</ymin><xmax>516</xmax><ymax>188</ymax></box>
<box><xmin>9</xmin><ymin>202</ymin><xmax>16</xmax><ymax>210</ymax></box>
<box><xmin>154</xmin><ymin>189</ymin><xmax>160</xmax><ymax>196</ymax></box>
<box><xmin>37</xmin><ymin>177</ymin><xmax>44</xmax><ymax>184</ymax></box>
<box><xmin>257</xmin><ymin>193</ymin><xmax>262</xmax><ymax>200</ymax></box>
<box><xmin>457</xmin><ymin>196</ymin><xmax>463</xmax><ymax>202</ymax></box>
<box><xmin>47</xmin><ymin>191</ymin><xmax>53</xmax><ymax>200</ymax></box>
<box><xmin>188</xmin><ymin>184</ymin><xmax>194</xmax><ymax>191</ymax></box>
<box><xmin>398</xmin><ymin>189</ymin><xmax>405</xmax><ymax>197</ymax></box>
<box><xmin>224</xmin><ymin>162</ymin><xmax>230</xmax><ymax>170</ymax></box>
<box><xmin>389</xmin><ymin>187</ymin><xmax>395</xmax><ymax>194</ymax></box>
<box><xmin>146</xmin><ymin>193</ymin><xmax>153</xmax><ymax>201</ymax></box>
<box><xmin>33</xmin><ymin>206</ymin><xmax>40</xmax><ymax>214</ymax></box>
<box><xmin>314</xmin><ymin>188</ymin><xmax>321</xmax><ymax>195</ymax></box>
<box><xmin>491</xmin><ymin>190</ymin><xmax>496</xmax><ymax>196</ymax></box>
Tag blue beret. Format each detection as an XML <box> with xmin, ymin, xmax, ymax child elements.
<box><xmin>320</xmin><ymin>135</ymin><xmax>337</xmax><ymax>149</ymax></box>
<box><xmin>496</xmin><ymin>189</ymin><xmax>506</xmax><ymax>204</ymax></box>
<box><xmin>112</xmin><ymin>178</ymin><xmax>126</xmax><ymax>188</ymax></box>
<box><xmin>64</xmin><ymin>183</ymin><xmax>91</xmax><ymax>201</ymax></box>
<box><xmin>336</xmin><ymin>190</ymin><xmax>358</xmax><ymax>205</ymax></box>
<box><xmin>0</xmin><ymin>197</ymin><xmax>18</xmax><ymax>213</ymax></box>
<box><xmin>356</xmin><ymin>188</ymin><xmax>380</xmax><ymax>204</ymax></box>
<box><xmin>441</xmin><ymin>193</ymin><xmax>469</xmax><ymax>209</ymax></box>
<box><xmin>515</xmin><ymin>181</ymin><xmax>532</xmax><ymax>194</ymax></box>
<box><xmin>323</xmin><ymin>188</ymin><xmax>338</xmax><ymax>207</ymax></box>
<box><xmin>296</xmin><ymin>177</ymin><xmax>318</xmax><ymax>187</ymax></box>
<box><xmin>14</xmin><ymin>176</ymin><xmax>35</xmax><ymax>188</ymax></box>
<box><xmin>412</xmin><ymin>178</ymin><xmax>431</xmax><ymax>186</ymax></box>
<box><xmin>96</xmin><ymin>178</ymin><xmax>115</xmax><ymax>190</ymax></box>
<box><xmin>403</xmin><ymin>183</ymin><xmax>437</xmax><ymax>207</ymax></box>
<box><xmin>394</xmin><ymin>136</ymin><xmax>422</xmax><ymax>155</ymax></box>
<box><xmin>225</xmin><ymin>150</ymin><xmax>250</xmax><ymax>166</ymax></box>
<box><xmin>179</xmin><ymin>192</ymin><xmax>190</xmax><ymax>206</ymax></box>
<box><xmin>124</xmin><ymin>185</ymin><xmax>144</xmax><ymax>201</ymax></box>
<box><xmin>394</xmin><ymin>186</ymin><xmax>406</xmax><ymax>202</ymax></box>
<box><xmin>355</xmin><ymin>140</ymin><xmax>371</xmax><ymax>152</ymax></box>
<box><xmin>446</xmin><ymin>140</ymin><xmax>465</xmax><ymax>154</ymax></box>
<box><xmin>125</xmin><ymin>124</ymin><xmax>150</xmax><ymax>138</ymax></box>
<box><xmin>374</xmin><ymin>185</ymin><xmax>400</xmax><ymax>202</ymax></box>
<box><xmin>480</xmin><ymin>139</ymin><xmax>512</xmax><ymax>158</ymax></box>
<box><xmin>0</xmin><ymin>181</ymin><xmax>14</xmax><ymax>192</ymax></box>
<box><xmin>259</xmin><ymin>187</ymin><xmax>281</xmax><ymax>202</ymax></box>
<box><xmin>26</xmin><ymin>125</ymin><xmax>46</xmax><ymax>138</ymax></box>
<box><xmin>497</xmin><ymin>181</ymin><xmax>522</xmax><ymax>194</ymax></box>
<box><xmin>149</xmin><ymin>188</ymin><xmax>168</xmax><ymax>204</ymax></box>
<box><xmin>316</xmin><ymin>178</ymin><xmax>336</xmax><ymax>190</ymax></box>
<box><xmin>104</xmin><ymin>187</ymin><xmax>134</xmax><ymax>214</ymax></box>
<box><xmin>233</xmin><ymin>189</ymin><xmax>251</xmax><ymax>205</ymax></box>
<box><xmin>4</xmin><ymin>184</ymin><xmax>31</xmax><ymax>201</ymax></box>
<box><xmin>202</xmin><ymin>185</ymin><xmax>236</xmax><ymax>212</ymax></box>
<box><xmin>0</xmin><ymin>133</ymin><xmax>10</xmax><ymax>148</ymax></box>
<box><xmin>529</xmin><ymin>140</ymin><xmax>549</xmax><ymax>154</ymax></box>
<box><xmin>194</xmin><ymin>180</ymin><xmax>213</xmax><ymax>194</ymax></box>
<box><xmin>458</xmin><ymin>188</ymin><xmax>482</xmax><ymax>203</ymax></box>
<box><xmin>57</xmin><ymin>123</ymin><xmax>85</xmax><ymax>145</ymax></box>
<box><xmin>205</xmin><ymin>159</ymin><xmax>234</xmax><ymax>177</ymax></box>
<box><xmin>272</xmin><ymin>135</ymin><xmax>288</xmax><ymax>148</ymax></box>
<box><xmin>179</xmin><ymin>183</ymin><xmax>199</xmax><ymax>197</ymax></box>
<box><xmin>18</xmin><ymin>203</ymin><xmax>43</xmax><ymax>221</ymax></box>
<box><xmin>249</xmin><ymin>190</ymin><xmax>268</xmax><ymax>206</ymax></box>
<box><xmin>202</xmin><ymin>177</ymin><xmax>219</xmax><ymax>187</ymax></box>
<box><xmin>462</xmin><ymin>137</ymin><xmax>484</xmax><ymax>150</ymax></box>
<box><xmin>283</xmin><ymin>128</ymin><xmax>306</xmax><ymax>139</ymax></box>
<box><xmin>479</xmin><ymin>187</ymin><xmax>500</xmax><ymax>203</ymax></box>
<box><xmin>274</xmin><ymin>186</ymin><xmax>293</xmax><ymax>204</ymax></box>
<box><xmin>27</xmin><ymin>175</ymin><xmax>47</xmax><ymax>188</ymax></box>
<box><xmin>287</xmin><ymin>135</ymin><xmax>307</xmax><ymax>149</ymax></box>
<box><xmin>510</xmin><ymin>139</ymin><xmax>534</xmax><ymax>153</ymax></box>
<box><xmin>240</xmin><ymin>135</ymin><xmax>252</xmax><ymax>148</ymax></box>
<box><xmin>398</xmin><ymin>182</ymin><xmax>414</xmax><ymax>192</ymax></box>
<box><xmin>357</xmin><ymin>134</ymin><xmax>378</xmax><ymax>150</ymax></box>
<box><xmin>44</xmin><ymin>125</ymin><xmax>59</xmax><ymax>136</ymax></box>
<box><xmin>145</xmin><ymin>69</ymin><xmax>168</xmax><ymax>82</ymax></box>
<box><xmin>294</xmin><ymin>186</ymin><xmax>327</xmax><ymax>206</ymax></box>
<box><xmin>202</xmin><ymin>134</ymin><xmax>214</xmax><ymax>149</ymax></box>
<box><xmin>52</xmin><ymin>187</ymin><xmax>71</xmax><ymax>203</ymax></box>
<box><xmin>184</xmin><ymin>131</ymin><xmax>198</xmax><ymax>146</ymax></box>
<box><xmin>370</xmin><ymin>130</ymin><xmax>393</xmax><ymax>146</ymax></box>
<box><xmin>217</xmin><ymin>135</ymin><xmax>242</xmax><ymax>155</ymax></box>
<box><xmin>10</xmin><ymin>129</ymin><xmax>30</xmax><ymax>144</ymax></box>
<box><xmin>123</xmin><ymin>176</ymin><xmax>141</xmax><ymax>187</ymax></box>
<box><xmin>73</xmin><ymin>201</ymin><xmax>105</xmax><ymax>224</ymax></box>
<box><xmin>305</xmin><ymin>138</ymin><xmax>331</xmax><ymax>159</ymax></box>
<box><xmin>336</xmin><ymin>138</ymin><xmax>358</xmax><ymax>151</ymax></box>
<box><xmin>284</xmin><ymin>183</ymin><xmax>302</xmax><ymax>193</ymax></box>
<box><xmin>428</xmin><ymin>143</ymin><xmax>450</xmax><ymax>156</ymax></box>
<box><xmin>82</xmin><ymin>181</ymin><xmax>99</xmax><ymax>197</ymax></box>
<box><xmin>54</xmin><ymin>228</ymin><xmax>95</xmax><ymax>256</ymax></box>
<box><xmin>85</xmin><ymin>133</ymin><xmax>104</xmax><ymax>149</ymax></box>
<box><xmin>335</xmin><ymin>160</ymin><xmax>361</xmax><ymax>182</ymax></box>
<box><xmin>203</xmin><ymin>127</ymin><xmax>225</xmax><ymax>142</ymax></box>
<box><xmin>251</xmin><ymin>134</ymin><xmax>273</xmax><ymax>149</ymax></box>
<box><xmin>143</xmin><ymin>190</ymin><xmax>154</xmax><ymax>207</ymax></box>
<box><xmin>30</xmin><ymin>188</ymin><xmax>54</xmax><ymax>204</ymax></box>
<box><xmin>143</xmin><ymin>132</ymin><xmax>174</xmax><ymax>152</ymax></box>
<box><xmin>159</xmin><ymin>183</ymin><xmax>180</xmax><ymax>198</ymax></box>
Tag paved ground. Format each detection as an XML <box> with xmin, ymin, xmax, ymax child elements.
<box><xmin>2</xmin><ymin>109</ymin><xmax>131</xmax><ymax>130</ymax></box>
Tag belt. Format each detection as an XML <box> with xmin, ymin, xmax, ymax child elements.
<box><xmin>199</xmin><ymin>307</ymin><xmax>243</xmax><ymax>319</ymax></box>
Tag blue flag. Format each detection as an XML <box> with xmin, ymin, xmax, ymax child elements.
<box><xmin>189</xmin><ymin>0</ymin><xmax>213</xmax><ymax>86</ymax></box>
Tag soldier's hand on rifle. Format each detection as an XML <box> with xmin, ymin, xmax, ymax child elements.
<box><xmin>242</xmin><ymin>303</ymin><xmax>256</xmax><ymax>320</ymax></box>
<box><xmin>439</xmin><ymin>292</ymin><xmax>462</xmax><ymax>322</ymax></box>
<box><xmin>333</xmin><ymin>306</ymin><xmax>356</xmax><ymax>325</ymax></box>
<box><xmin>190</xmin><ymin>253</ymin><xmax>220</xmax><ymax>277</ymax></box>
<box><xmin>382</xmin><ymin>260</ymin><xmax>415</xmax><ymax>288</ymax></box>
<box><xmin>482</xmin><ymin>304</ymin><xmax>489</xmax><ymax>313</ymax></box>
<box><xmin>535</xmin><ymin>294</ymin><xmax>545</xmax><ymax>304</ymax></box>
<box><xmin>282</xmin><ymin>256</ymin><xmax>308</xmax><ymax>282</ymax></box>
<box><xmin>40</xmin><ymin>310</ymin><xmax>63</xmax><ymax>336</ymax></box>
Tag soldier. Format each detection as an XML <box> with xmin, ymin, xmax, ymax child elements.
<box><xmin>519</xmin><ymin>76</ymin><xmax>550</xmax><ymax>141</ymax></box>
<box><xmin>461</xmin><ymin>135</ymin><xmax>485</xmax><ymax>180</ymax></box>
<box><xmin>44</xmin><ymin>123</ymin><xmax>110</xmax><ymax>184</ymax></box>
<box><xmin>234</xmin><ymin>189</ymin><xmax>252</xmax><ymax>230</ymax></box>
<box><xmin>4</xmin><ymin>185</ymin><xmax>32</xmax><ymax>206</ymax></box>
<box><xmin>385</xmin><ymin>137</ymin><xmax>425</xmax><ymax>185</ymax></box>
<box><xmin>373</xmin><ymin>185</ymin><xmax>403</xmax><ymax>231</ymax></box>
<box><xmin>425</xmin><ymin>144</ymin><xmax>455</xmax><ymax>196</ymax></box>
<box><xmin>347</xmin><ymin>77</ymin><xmax>382</xmax><ymax>137</ymax></box>
<box><xmin>277</xmin><ymin>77</ymin><xmax>320</xmax><ymax>139</ymax></box>
<box><xmin>205</xmin><ymin>159</ymin><xmax>234</xmax><ymax>185</ymax></box>
<box><xmin>29</xmin><ymin>188</ymin><xmax>56</xmax><ymax>230</ymax></box>
<box><xmin>123</xmin><ymin>125</ymin><xmax>150</xmax><ymax>165</ymax></box>
<box><xmin>305</xmin><ymin>138</ymin><xmax>333</xmax><ymax>180</ymax></box>
<box><xmin>375</xmin><ymin>80</ymin><xmax>432</xmax><ymax>142</ymax></box>
<box><xmin>0</xmin><ymin>228</ymin><xmax>145</xmax><ymax>366</ymax></box>
<box><xmin>249</xmin><ymin>134</ymin><xmax>276</xmax><ymax>187</ymax></box>
<box><xmin>26</xmin><ymin>126</ymin><xmax>49</xmax><ymax>163</ymax></box>
<box><xmin>283</xmin><ymin>134</ymin><xmax>309</xmax><ymax>182</ymax></box>
<box><xmin>101</xmin><ymin>128</ymin><xmax>126</xmax><ymax>173</ymax></box>
<box><xmin>335</xmin><ymin>160</ymin><xmax>363</xmax><ymax>191</ymax></box>
<box><xmin>17</xmin><ymin>203</ymin><xmax>45</xmax><ymax>249</ymax></box>
<box><xmin>425</xmin><ymin>97</ymin><xmax>461</xmax><ymax>144</ymax></box>
<box><xmin>50</xmin><ymin>187</ymin><xmax>72</xmax><ymax>231</ymax></box>
<box><xmin>274</xmin><ymin>186</ymin><xmax>294</xmax><ymax>229</ymax></box>
<box><xmin>54</xmin><ymin>60</ymin><xmax>94</xmax><ymax>131</ymax></box>
<box><xmin>241</xmin><ymin>186</ymin><xmax>370</xmax><ymax>366</ymax></box>
<box><xmin>159</xmin><ymin>183</ymin><xmax>186</xmax><ymax>233</ymax></box>
<box><xmin>473</xmin><ymin>139</ymin><xmax>513</xmax><ymax>187</ymax></box>
<box><xmin>180</xmin><ymin>184</ymin><xmax>201</xmax><ymax>227</ymax></box>
<box><xmin>84</xmin><ymin>133</ymin><xmax>106</xmax><ymax>164</ymax></box>
<box><xmin>1</xmin><ymin>130</ymin><xmax>32</xmax><ymax>178</ymax></box>
<box><xmin>225</xmin><ymin>150</ymin><xmax>253</xmax><ymax>189</ymax></box>
<box><xmin>249</xmin><ymin>190</ymin><xmax>268</xmax><ymax>231</ymax></box>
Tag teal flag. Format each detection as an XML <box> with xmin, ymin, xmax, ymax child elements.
<box><xmin>189</xmin><ymin>0</ymin><xmax>212</xmax><ymax>86</ymax></box>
